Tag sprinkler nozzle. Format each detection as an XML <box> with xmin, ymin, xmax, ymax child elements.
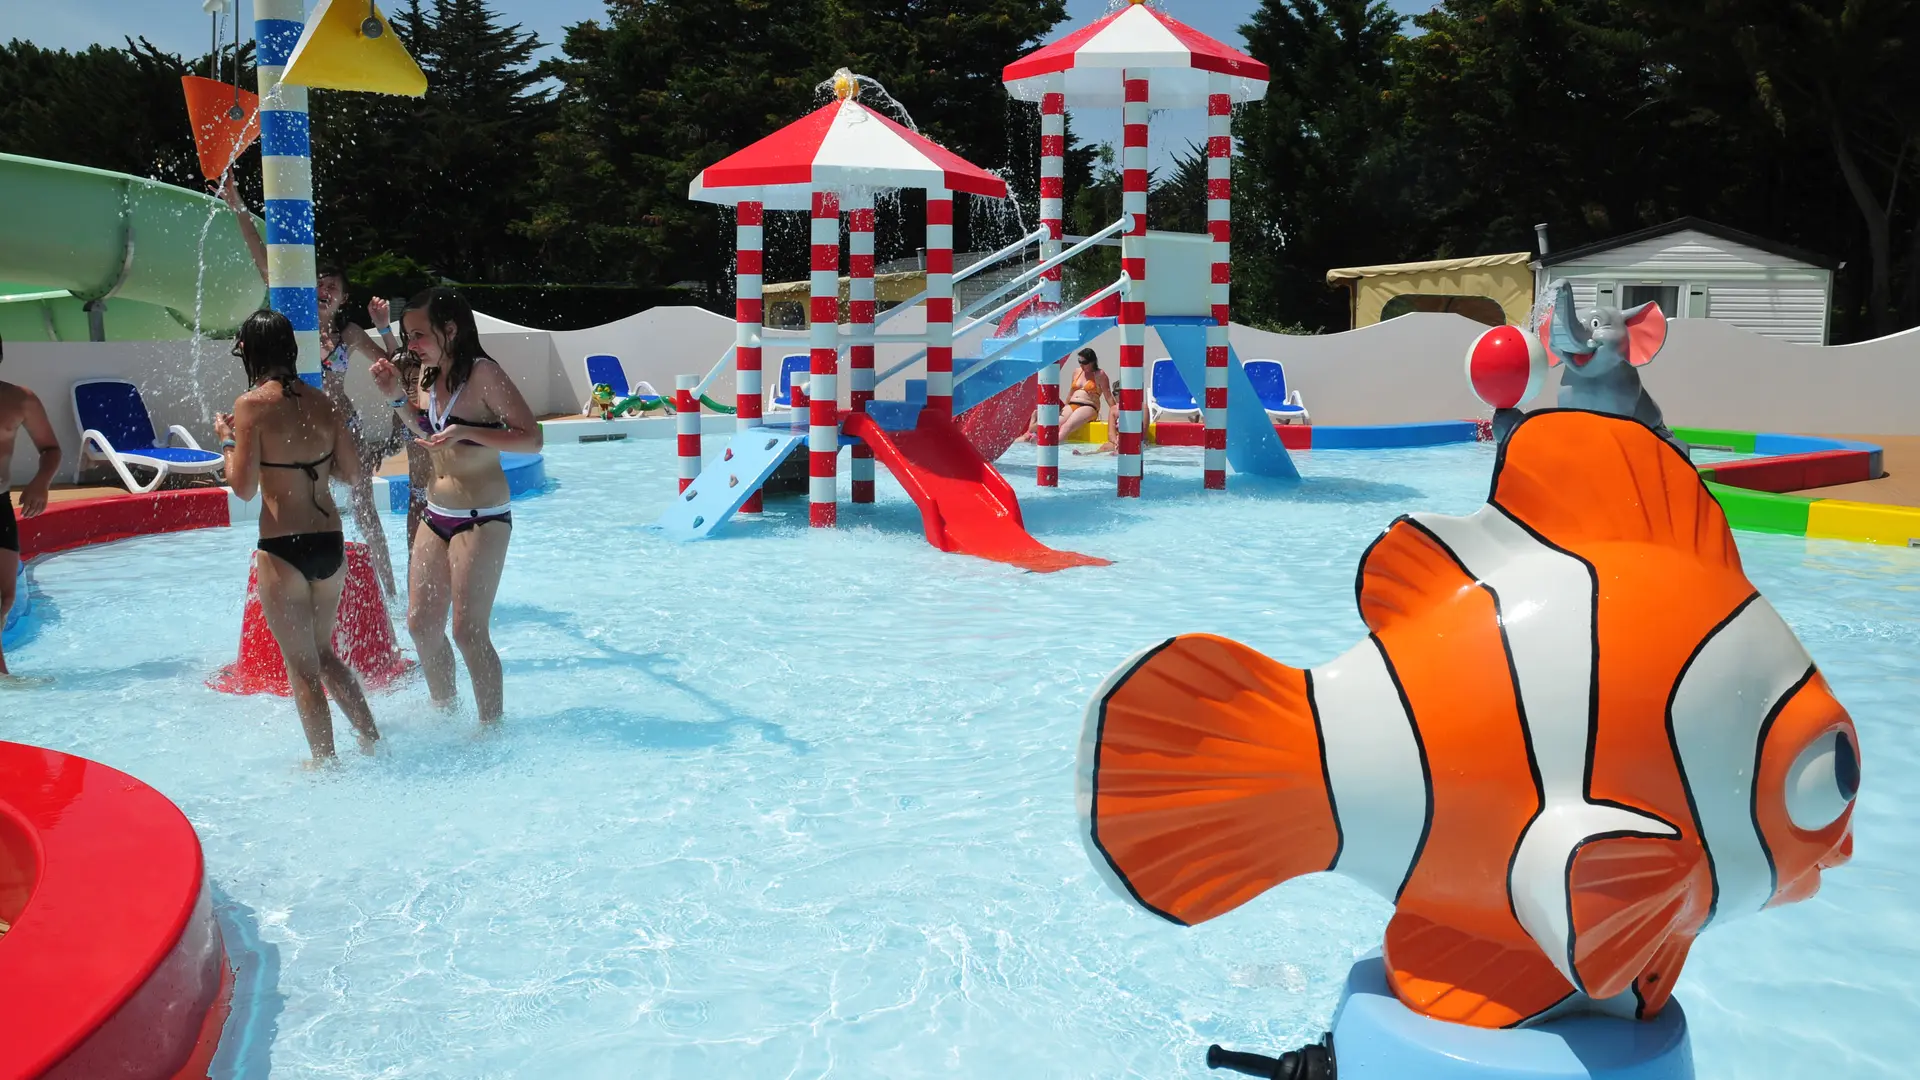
<box><xmin>362</xmin><ymin>16</ymin><xmax>385</xmax><ymax>38</ymax></box>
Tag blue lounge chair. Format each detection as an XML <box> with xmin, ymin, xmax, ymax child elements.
<box><xmin>72</xmin><ymin>379</ymin><xmax>225</xmax><ymax>493</ymax></box>
<box><xmin>1148</xmin><ymin>357</ymin><xmax>1202</xmax><ymax>423</ymax></box>
<box><xmin>581</xmin><ymin>354</ymin><xmax>665</xmax><ymax>412</ymax></box>
<box><xmin>768</xmin><ymin>354</ymin><xmax>810</xmax><ymax>414</ymax></box>
<box><xmin>1241</xmin><ymin>359</ymin><xmax>1311</xmax><ymax>425</ymax></box>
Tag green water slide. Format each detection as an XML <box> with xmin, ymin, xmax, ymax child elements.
<box><xmin>0</xmin><ymin>153</ymin><xmax>266</xmax><ymax>342</ymax></box>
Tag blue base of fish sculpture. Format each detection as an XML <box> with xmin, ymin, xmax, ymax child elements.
<box><xmin>1330</xmin><ymin>955</ymin><xmax>1693</xmax><ymax>1079</ymax></box>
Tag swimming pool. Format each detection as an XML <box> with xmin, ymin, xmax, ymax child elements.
<box><xmin>7</xmin><ymin>439</ymin><xmax>1917</xmax><ymax>1078</ymax></box>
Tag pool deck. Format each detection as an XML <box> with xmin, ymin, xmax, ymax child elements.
<box><xmin>12</xmin><ymin>429</ymin><xmax>1920</xmax><ymax>519</ymax></box>
<box><xmin>1800</xmin><ymin>435</ymin><xmax>1920</xmax><ymax>507</ymax></box>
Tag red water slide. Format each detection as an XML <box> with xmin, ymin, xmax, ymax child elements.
<box><xmin>840</xmin><ymin>411</ymin><xmax>1108</xmax><ymax>573</ymax></box>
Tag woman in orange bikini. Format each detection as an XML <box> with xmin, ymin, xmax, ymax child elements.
<box><xmin>216</xmin><ymin>310</ymin><xmax>381</xmax><ymax>764</ymax></box>
<box><xmin>1016</xmin><ymin>348</ymin><xmax>1114</xmax><ymax>447</ymax></box>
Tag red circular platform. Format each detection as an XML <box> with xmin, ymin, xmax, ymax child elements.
<box><xmin>0</xmin><ymin>741</ymin><xmax>231</xmax><ymax>1078</ymax></box>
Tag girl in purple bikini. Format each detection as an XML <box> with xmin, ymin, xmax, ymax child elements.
<box><xmin>369</xmin><ymin>288</ymin><xmax>541</xmax><ymax>728</ymax></box>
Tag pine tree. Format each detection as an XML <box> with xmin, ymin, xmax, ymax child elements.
<box><xmin>1235</xmin><ymin>0</ymin><xmax>1410</xmax><ymax>332</ymax></box>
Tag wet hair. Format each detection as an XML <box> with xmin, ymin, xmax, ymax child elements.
<box><xmin>1077</xmin><ymin>348</ymin><xmax>1099</xmax><ymax>367</ymax></box>
<box><xmin>405</xmin><ymin>286</ymin><xmax>490</xmax><ymax>394</ymax></box>
<box><xmin>236</xmin><ymin>308</ymin><xmax>303</xmax><ymax>397</ymax></box>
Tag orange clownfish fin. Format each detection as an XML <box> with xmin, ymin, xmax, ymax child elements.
<box><xmin>1357</xmin><ymin>515</ymin><xmax>1489</xmax><ymax>635</ymax></box>
<box><xmin>1077</xmin><ymin>635</ymin><xmax>1341</xmax><ymax>926</ymax></box>
<box><xmin>1565</xmin><ymin>833</ymin><xmax>1708</xmax><ymax>1000</ymax></box>
<box><xmin>1631</xmin><ymin>928</ymin><xmax>1697</xmax><ymax>1018</ymax></box>
<box><xmin>1384</xmin><ymin>910</ymin><xmax>1576</xmax><ymax>1028</ymax></box>
<box><xmin>1511</xmin><ymin>803</ymin><xmax>1681</xmax><ymax>998</ymax></box>
<box><xmin>1491</xmin><ymin>411</ymin><xmax>1742</xmax><ymax>573</ymax></box>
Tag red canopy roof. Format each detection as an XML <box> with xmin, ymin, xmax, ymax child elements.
<box><xmin>1004</xmin><ymin>1</ymin><xmax>1270</xmax><ymax>109</ymax></box>
<box><xmin>690</xmin><ymin>97</ymin><xmax>1008</xmax><ymax>211</ymax></box>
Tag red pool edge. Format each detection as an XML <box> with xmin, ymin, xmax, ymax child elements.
<box><xmin>17</xmin><ymin>488</ymin><xmax>232</xmax><ymax>560</ymax></box>
<box><xmin>0</xmin><ymin>741</ymin><xmax>232</xmax><ymax>1080</ymax></box>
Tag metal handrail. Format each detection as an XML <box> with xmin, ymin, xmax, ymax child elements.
<box><xmin>954</xmin><ymin>213</ymin><xmax>1132</xmax><ymax>323</ymax></box>
<box><xmin>871</xmin><ymin>281</ymin><xmax>1049</xmax><ymax>381</ymax></box>
<box><xmin>952</xmin><ymin>274</ymin><xmax>1129</xmax><ymax>388</ymax></box>
<box><xmin>691</xmin><ymin>343</ymin><xmax>738</xmax><ymax>400</ymax></box>
<box><xmin>690</xmin><ymin>225</ymin><xmax>1055</xmax><ymax>401</ymax></box>
<box><xmin>956</xmin><ymin>281</ymin><xmax>1047</xmax><ymax>341</ymax></box>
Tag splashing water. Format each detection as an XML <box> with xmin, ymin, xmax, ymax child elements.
<box><xmin>814</xmin><ymin>68</ymin><xmax>921</xmax><ymax>133</ymax></box>
<box><xmin>186</xmin><ymin>196</ymin><xmax>225</xmax><ymax>428</ymax></box>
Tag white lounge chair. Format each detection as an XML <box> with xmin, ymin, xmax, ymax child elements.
<box><xmin>766</xmin><ymin>354</ymin><xmax>810</xmax><ymax>415</ymax></box>
<box><xmin>1241</xmin><ymin>359</ymin><xmax>1311</xmax><ymax>425</ymax></box>
<box><xmin>72</xmin><ymin>379</ymin><xmax>225</xmax><ymax>493</ymax></box>
<box><xmin>581</xmin><ymin>354</ymin><xmax>669</xmax><ymax>413</ymax></box>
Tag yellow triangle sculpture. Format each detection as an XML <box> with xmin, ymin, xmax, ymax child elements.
<box><xmin>279</xmin><ymin>0</ymin><xmax>428</xmax><ymax>97</ymax></box>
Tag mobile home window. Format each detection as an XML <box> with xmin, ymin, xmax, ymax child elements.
<box><xmin>1621</xmin><ymin>284</ymin><xmax>1680</xmax><ymax>318</ymax></box>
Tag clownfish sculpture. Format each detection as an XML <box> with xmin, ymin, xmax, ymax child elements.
<box><xmin>1078</xmin><ymin>410</ymin><xmax>1859</xmax><ymax>1029</ymax></box>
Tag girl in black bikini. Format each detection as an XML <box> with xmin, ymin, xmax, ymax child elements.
<box><xmin>217</xmin><ymin>310</ymin><xmax>381</xmax><ymax>765</ymax></box>
<box><xmin>370</xmin><ymin>288</ymin><xmax>541</xmax><ymax>728</ymax></box>
<box><xmin>219</xmin><ymin>177</ymin><xmax>402</xmax><ymax>596</ymax></box>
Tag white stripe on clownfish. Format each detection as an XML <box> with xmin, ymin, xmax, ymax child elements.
<box><xmin>1669</xmin><ymin>594</ymin><xmax>1816</xmax><ymax>928</ymax></box>
<box><xmin>1313</xmin><ymin>636</ymin><xmax>1427</xmax><ymax>901</ymax></box>
<box><xmin>1411</xmin><ymin>506</ymin><xmax>1677</xmax><ymax>993</ymax></box>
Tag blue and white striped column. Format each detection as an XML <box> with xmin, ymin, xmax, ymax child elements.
<box><xmin>255</xmin><ymin>0</ymin><xmax>321</xmax><ymax>375</ymax></box>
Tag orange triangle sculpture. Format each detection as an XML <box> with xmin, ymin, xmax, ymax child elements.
<box><xmin>182</xmin><ymin>75</ymin><xmax>262</xmax><ymax>181</ymax></box>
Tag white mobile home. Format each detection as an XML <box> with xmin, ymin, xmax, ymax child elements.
<box><xmin>1533</xmin><ymin>218</ymin><xmax>1836</xmax><ymax>345</ymax></box>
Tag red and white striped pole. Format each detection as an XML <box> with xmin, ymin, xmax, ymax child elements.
<box><xmin>925</xmin><ymin>187</ymin><xmax>955</xmax><ymax>419</ymax></box>
<box><xmin>675</xmin><ymin>374</ymin><xmax>700</xmax><ymax>492</ymax></box>
<box><xmin>1036</xmin><ymin>370</ymin><xmax>1061</xmax><ymax>486</ymax></box>
<box><xmin>735</xmin><ymin>201</ymin><xmax>766</xmax><ymax>513</ymax></box>
<box><xmin>849</xmin><ymin>192</ymin><xmax>877</xmax><ymax>504</ymax></box>
<box><xmin>808</xmin><ymin>190</ymin><xmax>842</xmax><ymax>528</ymax></box>
<box><xmin>1204</xmin><ymin>77</ymin><xmax>1232</xmax><ymax>492</ymax></box>
<box><xmin>1040</xmin><ymin>80</ymin><xmax>1065</xmax><ymax>310</ymax></box>
<box><xmin>1117</xmin><ymin>72</ymin><xmax>1150</xmax><ymax>498</ymax></box>
<box><xmin>1035</xmin><ymin>79</ymin><xmax>1065</xmax><ymax>489</ymax></box>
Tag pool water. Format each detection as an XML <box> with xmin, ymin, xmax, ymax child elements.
<box><xmin>6</xmin><ymin>440</ymin><xmax>1917</xmax><ymax>1079</ymax></box>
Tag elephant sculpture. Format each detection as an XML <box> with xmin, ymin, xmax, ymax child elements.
<box><xmin>1537</xmin><ymin>280</ymin><xmax>1688</xmax><ymax>457</ymax></box>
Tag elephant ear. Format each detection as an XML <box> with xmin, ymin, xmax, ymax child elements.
<box><xmin>1543</xmin><ymin>283</ymin><xmax>1591</xmax><ymax>368</ymax></box>
<box><xmin>1623</xmin><ymin>302</ymin><xmax>1669</xmax><ymax>367</ymax></box>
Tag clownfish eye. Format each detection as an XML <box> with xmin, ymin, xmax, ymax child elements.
<box><xmin>1786</xmin><ymin>730</ymin><xmax>1858</xmax><ymax>830</ymax></box>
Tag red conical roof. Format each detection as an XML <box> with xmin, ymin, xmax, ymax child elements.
<box><xmin>1004</xmin><ymin>1</ymin><xmax>1270</xmax><ymax>109</ymax></box>
<box><xmin>690</xmin><ymin>97</ymin><xmax>1008</xmax><ymax>211</ymax></box>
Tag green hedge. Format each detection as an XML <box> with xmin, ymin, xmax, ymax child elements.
<box><xmin>341</xmin><ymin>254</ymin><xmax>729</xmax><ymax>331</ymax></box>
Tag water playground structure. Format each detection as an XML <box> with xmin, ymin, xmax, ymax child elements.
<box><xmin>658</xmin><ymin>4</ymin><xmax>1292</xmax><ymax>570</ymax></box>
<box><xmin>0</xmin><ymin>2</ymin><xmax>1911</xmax><ymax>1079</ymax></box>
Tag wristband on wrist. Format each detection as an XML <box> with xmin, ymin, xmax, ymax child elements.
<box><xmin>220</xmin><ymin>438</ymin><xmax>237</xmax><ymax>450</ymax></box>
<box><xmin>388</xmin><ymin>396</ymin><xmax>410</xmax><ymax>408</ymax></box>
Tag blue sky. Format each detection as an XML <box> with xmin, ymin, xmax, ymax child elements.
<box><xmin>1</xmin><ymin>0</ymin><xmax>1437</xmax><ymax>165</ymax></box>
<box><xmin>2</xmin><ymin>1</ymin><xmax>1436</xmax><ymax>67</ymax></box>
